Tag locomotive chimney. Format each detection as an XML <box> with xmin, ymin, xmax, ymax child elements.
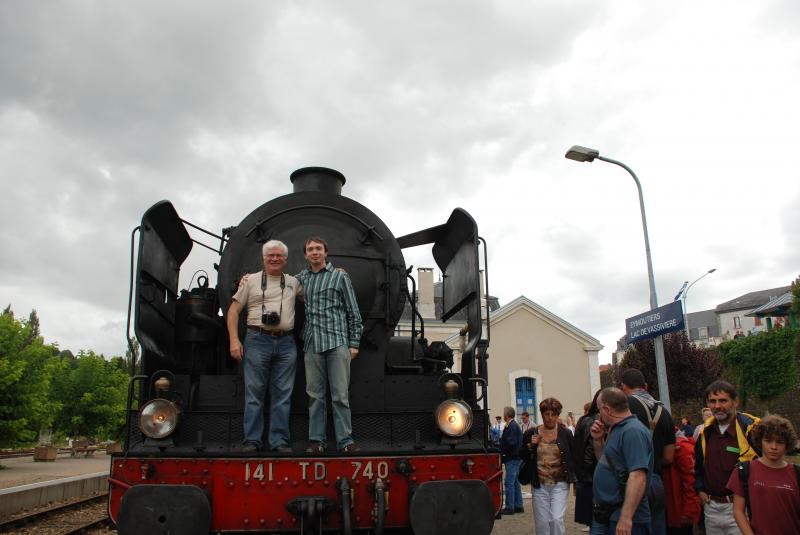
<box><xmin>290</xmin><ymin>167</ymin><xmax>346</xmax><ymax>195</ymax></box>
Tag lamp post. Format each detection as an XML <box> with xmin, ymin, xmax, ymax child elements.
<box><xmin>678</xmin><ymin>268</ymin><xmax>717</xmax><ymax>342</ymax></box>
<box><xmin>565</xmin><ymin>145</ymin><xmax>672</xmax><ymax>411</ymax></box>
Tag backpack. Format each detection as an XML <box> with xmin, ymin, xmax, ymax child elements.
<box><xmin>737</xmin><ymin>460</ymin><xmax>800</xmax><ymax>517</ymax></box>
<box><xmin>630</xmin><ymin>394</ymin><xmax>663</xmax><ymax>436</ymax></box>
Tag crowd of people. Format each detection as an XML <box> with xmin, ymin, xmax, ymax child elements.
<box><xmin>495</xmin><ymin>372</ymin><xmax>800</xmax><ymax>535</ymax></box>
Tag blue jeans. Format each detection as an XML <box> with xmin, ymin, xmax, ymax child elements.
<box><xmin>649</xmin><ymin>473</ymin><xmax>665</xmax><ymax>535</ymax></box>
<box><xmin>609</xmin><ymin>521</ymin><xmax>651</xmax><ymax>535</ymax></box>
<box><xmin>590</xmin><ymin>520</ymin><xmax>608</xmax><ymax>535</ymax></box>
<box><xmin>304</xmin><ymin>345</ymin><xmax>353</xmax><ymax>449</ymax></box>
<box><xmin>243</xmin><ymin>331</ymin><xmax>297</xmax><ymax>449</ymax></box>
<box><xmin>502</xmin><ymin>459</ymin><xmax>523</xmax><ymax>510</ymax></box>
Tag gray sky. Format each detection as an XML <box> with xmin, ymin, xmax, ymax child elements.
<box><xmin>1</xmin><ymin>1</ymin><xmax>798</xmax><ymax>362</ymax></box>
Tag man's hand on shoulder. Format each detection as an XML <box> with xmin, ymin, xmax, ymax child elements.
<box><xmin>239</xmin><ymin>273</ymin><xmax>251</xmax><ymax>288</ymax></box>
<box><xmin>349</xmin><ymin>347</ymin><xmax>359</xmax><ymax>359</ymax></box>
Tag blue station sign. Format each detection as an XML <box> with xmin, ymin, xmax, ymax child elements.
<box><xmin>625</xmin><ymin>300</ymin><xmax>685</xmax><ymax>344</ymax></box>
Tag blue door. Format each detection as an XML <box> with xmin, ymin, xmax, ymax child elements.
<box><xmin>515</xmin><ymin>377</ymin><xmax>536</xmax><ymax>423</ymax></box>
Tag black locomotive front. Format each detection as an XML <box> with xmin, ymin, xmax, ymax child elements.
<box><xmin>109</xmin><ymin>167</ymin><xmax>500</xmax><ymax>534</ymax></box>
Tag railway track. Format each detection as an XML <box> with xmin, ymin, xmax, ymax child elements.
<box><xmin>0</xmin><ymin>493</ymin><xmax>111</xmax><ymax>534</ymax></box>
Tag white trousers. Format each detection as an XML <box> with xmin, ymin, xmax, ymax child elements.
<box><xmin>532</xmin><ymin>481</ymin><xmax>569</xmax><ymax>535</ymax></box>
<box><xmin>703</xmin><ymin>502</ymin><xmax>742</xmax><ymax>535</ymax></box>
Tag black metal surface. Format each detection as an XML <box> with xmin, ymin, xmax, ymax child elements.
<box><xmin>135</xmin><ymin>201</ymin><xmax>193</xmax><ymax>370</ymax></box>
<box><xmin>117</xmin><ymin>484</ymin><xmax>211</xmax><ymax>535</ymax></box>
<box><xmin>408</xmin><ymin>480</ymin><xmax>495</xmax><ymax>535</ymax></box>
<box><xmin>286</xmin><ymin>495</ymin><xmax>337</xmax><ymax>535</ymax></box>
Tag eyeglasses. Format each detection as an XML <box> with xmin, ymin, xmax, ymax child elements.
<box><xmin>264</xmin><ymin>254</ymin><xmax>286</xmax><ymax>259</ymax></box>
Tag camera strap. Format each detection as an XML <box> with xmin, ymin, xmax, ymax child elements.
<box><xmin>261</xmin><ymin>271</ymin><xmax>286</xmax><ymax>320</ymax></box>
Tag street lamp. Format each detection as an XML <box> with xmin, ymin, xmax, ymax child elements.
<box><xmin>677</xmin><ymin>268</ymin><xmax>717</xmax><ymax>342</ymax></box>
<box><xmin>565</xmin><ymin>145</ymin><xmax>672</xmax><ymax>411</ymax></box>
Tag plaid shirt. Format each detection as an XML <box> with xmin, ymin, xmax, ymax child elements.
<box><xmin>296</xmin><ymin>262</ymin><xmax>363</xmax><ymax>353</ymax></box>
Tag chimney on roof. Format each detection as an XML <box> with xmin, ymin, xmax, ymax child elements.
<box><xmin>417</xmin><ymin>267</ymin><xmax>435</xmax><ymax>319</ymax></box>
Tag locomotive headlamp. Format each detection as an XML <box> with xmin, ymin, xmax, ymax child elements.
<box><xmin>435</xmin><ymin>399</ymin><xmax>473</xmax><ymax>437</ymax></box>
<box><xmin>139</xmin><ymin>398</ymin><xmax>180</xmax><ymax>439</ymax></box>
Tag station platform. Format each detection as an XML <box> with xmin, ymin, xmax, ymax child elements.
<box><xmin>0</xmin><ymin>454</ymin><xmax>110</xmax><ymax>490</ymax></box>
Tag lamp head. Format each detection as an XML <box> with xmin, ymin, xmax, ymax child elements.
<box><xmin>565</xmin><ymin>145</ymin><xmax>600</xmax><ymax>162</ymax></box>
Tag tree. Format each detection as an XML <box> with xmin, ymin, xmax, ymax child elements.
<box><xmin>619</xmin><ymin>330</ymin><xmax>723</xmax><ymax>403</ymax></box>
<box><xmin>718</xmin><ymin>328</ymin><xmax>797</xmax><ymax>409</ymax></box>
<box><xmin>50</xmin><ymin>350</ymin><xmax>129</xmax><ymax>440</ymax></box>
<box><xmin>0</xmin><ymin>308</ymin><xmax>60</xmax><ymax>447</ymax></box>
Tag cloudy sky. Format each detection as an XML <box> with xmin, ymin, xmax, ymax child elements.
<box><xmin>1</xmin><ymin>1</ymin><xmax>798</xmax><ymax>362</ymax></box>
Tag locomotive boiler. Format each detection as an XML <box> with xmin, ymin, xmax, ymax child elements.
<box><xmin>109</xmin><ymin>167</ymin><xmax>500</xmax><ymax>534</ymax></box>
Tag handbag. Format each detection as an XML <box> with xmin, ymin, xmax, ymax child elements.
<box><xmin>517</xmin><ymin>457</ymin><xmax>533</xmax><ymax>485</ymax></box>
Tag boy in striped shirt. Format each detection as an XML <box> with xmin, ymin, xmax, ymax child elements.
<box><xmin>297</xmin><ymin>237</ymin><xmax>363</xmax><ymax>453</ymax></box>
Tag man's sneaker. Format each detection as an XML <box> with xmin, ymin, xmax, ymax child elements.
<box><xmin>242</xmin><ymin>442</ymin><xmax>259</xmax><ymax>453</ymax></box>
<box><xmin>514</xmin><ymin>507</ymin><xmax>525</xmax><ymax>513</ymax></box>
<box><xmin>499</xmin><ymin>508</ymin><xmax>514</xmax><ymax>515</ymax></box>
<box><xmin>272</xmin><ymin>445</ymin><xmax>292</xmax><ymax>454</ymax></box>
<box><xmin>340</xmin><ymin>443</ymin><xmax>360</xmax><ymax>453</ymax></box>
<box><xmin>305</xmin><ymin>442</ymin><xmax>325</xmax><ymax>454</ymax></box>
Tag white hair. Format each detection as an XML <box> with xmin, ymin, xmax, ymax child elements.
<box><xmin>262</xmin><ymin>240</ymin><xmax>288</xmax><ymax>257</ymax></box>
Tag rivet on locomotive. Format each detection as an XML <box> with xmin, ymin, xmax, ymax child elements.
<box><xmin>109</xmin><ymin>167</ymin><xmax>501</xmax><ymax>535</ymax></box>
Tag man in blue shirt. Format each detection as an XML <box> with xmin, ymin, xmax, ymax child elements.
<box><xmin>297</xmin><ymin>237</ymin><xmax>363</xmax><ymax>453</ymax></box>
<box><xmin>500</xmin><ymin>406</ymin><xmax>524</xmax><ymax>515</ymax></box>
<box><xmin>590</xmin><ymin>387</ymin><xmax>653</xmax><ymax>535</ymax></box>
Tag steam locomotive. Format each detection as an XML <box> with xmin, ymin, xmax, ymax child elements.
<box><xmin>109</xmin><ymin>167</ymin><xmax>500</xmax><ymax>534</ymax></box>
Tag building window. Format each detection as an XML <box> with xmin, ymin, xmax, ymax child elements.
<box><xmin>733</xmin><ymin>316</ymin><xmax>741</xmax><ymax>329</ymax></box>
<box><xmin>515</xmin><ymin>377</ymin><xmax>536</xmax><ymax>423</ymax></box>
<box><xmin>754</xmin><ymin>317</ymin><xmax>762</xmax><ymax>326</ymax></box>
<box><xmin>698</xmin><ymin>326</ymin><xmax>708</xmax><ymax>339</ymax></box>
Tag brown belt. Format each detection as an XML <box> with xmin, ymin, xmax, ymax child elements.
<box><xmin>247</xmin><ymin>326</ymin><xmax>292</xmax><ymax>337</ymax></box>
<box><xmin>708</xmin><ymin>495</ymin><xmax>733</xmax><ymax>504</ymax></box>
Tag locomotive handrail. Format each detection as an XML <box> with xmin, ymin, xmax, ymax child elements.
<box><xmin>180</xmin><ymin>218</ymin><xmax>228</xmax><ymax>255</ymax></box>
<box><xmin>479</xmin><ymin>236</ymin><xmax>490</xmax><ymax>344</ymax></box>
<box><xmin>126</xmin><ymin>226</ymin><xmax>141</xmax><ymax>377</ymax></box>
<box><xmin>244</xmin><ymin>204</ymin><xmax>385</xmax><ymax>241</ymax></box>
<box><xmin>122</xmin><ymin>375</ymin><xmax>148</xmax><ymax>456</ymax></box>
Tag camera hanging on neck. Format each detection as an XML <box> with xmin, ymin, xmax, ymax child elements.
<box><xmin>261</xmin><ymin>271</ymin><xmax>285</xmax><ymax>326</ymax></box>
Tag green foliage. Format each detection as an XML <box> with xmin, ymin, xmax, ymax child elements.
<box><xmin>1</xmin><ymin>306</ymin><xmax>130</xmax><ymax>445</ymax></box>
<box><xmin>51</xmin><ymin>350</ymin><xmax>129</xmax><ymax>440</ymax></box>
<box><xmin>719</xmin><ymin>328</ymin><xmax>798</xmax><ymax>406</ymax></box>
<box><xmin>600</xmin><ymin>365</ymin><xmax>616</xmax><ymax>389</ymax></box>
<box><xmin>0</xmin><ymin>309</ymin><xmax>60</xmax><ymax>447</ymax></box>
<box><xmin>620</xmin><ymin>330</ymin><xmax>723</xmax><ymax>403</ymax></box>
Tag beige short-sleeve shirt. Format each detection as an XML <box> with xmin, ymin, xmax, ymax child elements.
<box><xmin>231</xmin><ymin>271</ymin><xmax>302</xmax><ymax>331</ymax></box>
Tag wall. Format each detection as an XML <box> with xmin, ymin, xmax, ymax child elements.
<box><xmin>487</xmin><ymin>305</ymin><xmax>597</xmax><ymax>424</ymax></box>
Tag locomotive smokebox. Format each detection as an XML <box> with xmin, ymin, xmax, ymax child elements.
<box><xmin>290</xmin><ymin>166</ymin><xmax>346</xmax><ymax>195</ymax></box>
